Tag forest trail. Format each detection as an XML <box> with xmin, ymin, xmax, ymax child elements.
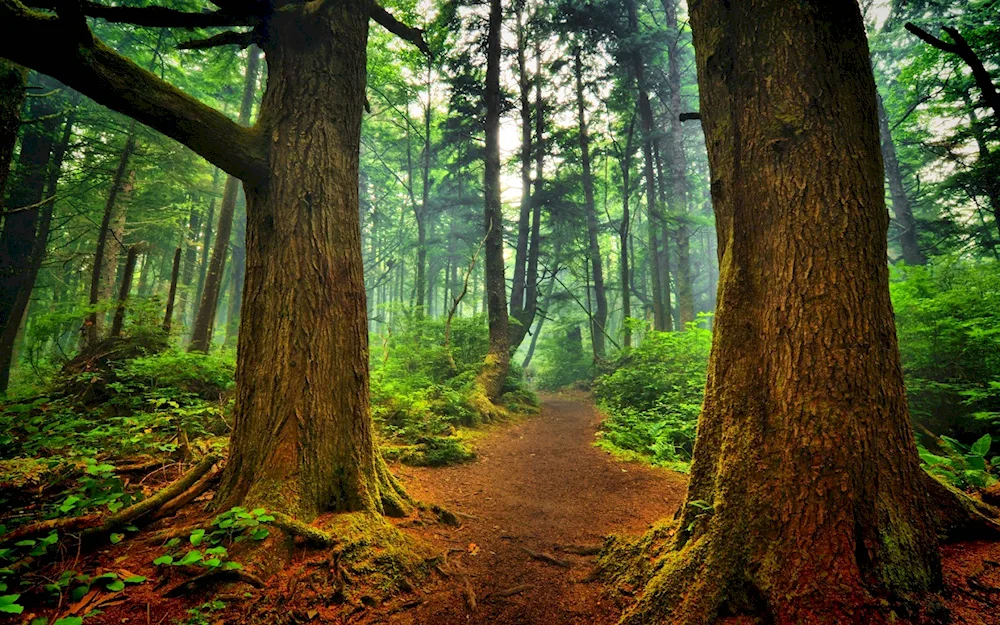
<box><xmin>372</xmin><ymin>393</ymin><xmax>688</xmax><ymax>625</ymax></box>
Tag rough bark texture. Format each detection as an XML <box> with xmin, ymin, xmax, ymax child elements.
<box><xmin>621</xmin><ymin>2</ymin><xmax>943</xmax><ymax>623</ymax></box>
<box><xmin>0</xmin><ymin>60</ymin><xmax>26</xmax><ymax>201</ymax></box>
<box><xmin>877</xmin><ymin>93</ymin><xmax>925</xmax><ymax>265</ymax></box>
<box><xmin>477</xmin><ymin>0</ymin><xmax>510</xmax><ymax>401</ymax></box>
<box><xmin>215</xmin><ymin>2</ymin><xmax>409</xmax><ymax>522</ymax></box>
<box><xmin>189</xmin><ymin>46</ymin><xmax>260</xmax><ymax>353</ymax></box>
<box><xmin>575</xmin><ymin>47</ymin><xmax>608</xmax><ymax>359</ymax></box>
<box><xmin>0</xmin><ymin>82</ymin><xmax>59</xmax><ymax>389</ymax></box>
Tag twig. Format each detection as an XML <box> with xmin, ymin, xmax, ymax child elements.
<box><xmin>521</xmin><ymin>546</ymin><xmax>571</xmax><ymax>568</ymax></box>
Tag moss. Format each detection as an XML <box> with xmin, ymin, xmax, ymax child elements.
<box><xmin>317</xmin><ymin>511</ymin><xmax>435</xmax><ymax>604</ymax></box>
<box><xmin>382</xmin><ymin>437</ymin><xmax>476</xmax><ymax>467</ymax></box>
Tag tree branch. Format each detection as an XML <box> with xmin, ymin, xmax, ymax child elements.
<box><xmin>83</xmin><ymin>1</ymin><xmax>252</xmax><ymax>29</ymax></box>
<box><xmin>904</xmin><ymin>22</ymin><xmax>959</xmax><ymax>54</ymax></box>
<box><xmin>0</xmin><ymin>0</ymin><xmax>267</xmax><ymax>184</ymax></box>
<box><xmin>369</xmin><ymin>1</ymin><xmax>430</xmax><ymax>56</ymax></box>
<box><xmin>178</xmin><ymin>29</ymin><xmax>255</xmax><ymax>50</ymax></box>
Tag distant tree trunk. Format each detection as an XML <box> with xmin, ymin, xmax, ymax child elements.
<box><xmin>962</xmin><ymin>90</ymin><xmax>1000</xmax><ymax>243</ymax></box>
<box><xmin>110</xmin><ymin>245</ymin><xmax>138</xmax><ymax>338</ymax></box>
<box><xmin>627</xmin><ymin>0</ymin><xmax>667</xmax><ymax>333</ymax></box>
<box><xmin>575</xmin><ymin>47</ymin><xmax>608</xmax><ymax>359</ymax></box>
<box><xmin>662</xmin><ymin>0</ymin><xmax>695</xmax><ymax>327</ymax></box>
<box><xmin>654</xmin><ymin>140</ymin><xmax>676</xmax><ymax>328</ymax></box>
<box><xmin>190</xmin><ymin>46</ymin><xmax>260</xmax><ymax>353</ymax></box>
<box><xmin>215</xmin><ymin>4</ymin><xmax>410</xmax><ymax>522</ymax></box>
<box><xmin>617</xmin><ymin>118</ymin><xmax>636</xmax><ymax>350</ymax></box>
<box><xmin>0</xmin><ymin>81</ymin><xmax>63</xmax><ymax>391</ymax></box>
<box><xmin>195</xmin><ymin>198</ymin><xmax>214</xmax><ymax>317</ymax></box>
<box><xmin>620</xmin><ymin>2</ymin><xmax>942</xmax><ymax>623</ymax></box>
<box><xmin>510</xmin><ymin>4</ymin><xmax>532</xmax><ymax>318</ymax></box>
<box><xmin>877</xmin><ymin>93</ymin><xmax>925</xmax><ymax>265</ymax></box>
<box><xmin>0</xmin><ymin>60</ymin><xmax>26</xmax><ymax>200</ymax></box>
<box><xmin>163</xmin><ymin>247</ymin><xmax>181</xmax><ymax>332</ymax></box>
<box><xmin>225</xmin><ymin>199</ymin><xmax>245</xmax><ymax>346</ymax></box>
<box><xmin>477</xmin><ymin>0</ymin><xmax>510</xmax><ymax>400</ymax></box>
<box><xmin>86</xmin><ymin>128</ymin><xmax>136</xmax><ymax>346</ymax></box>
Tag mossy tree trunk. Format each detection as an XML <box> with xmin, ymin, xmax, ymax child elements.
<box><xmin>478</xmin><ymin>0</ymin><xmax>510</xmax><ymax>401</ymax></box>
<box><xmin>623</xmin><ymin>2</ymin><xmax>943</xmax><ymax>623</ymax></box>
<box><xmin>214</xmin><ymin>2</ymin><xmax>408</xmax><ymax>521</ymax></box>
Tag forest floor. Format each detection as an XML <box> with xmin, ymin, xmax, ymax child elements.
<box><xmin>361</xmin><ymin>391</ymin><xmax>688</xmax><ymax>625</ymax></box>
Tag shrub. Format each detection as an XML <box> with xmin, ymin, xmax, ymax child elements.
<box><xmin>593</xmin><ymin>319</ymin><xmax>712</xmax><ymax>470</ymax></box>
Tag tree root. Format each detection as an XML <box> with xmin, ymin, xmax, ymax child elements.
<box><xmin>2</xmin><ymin>454</ymin><xmax>218</xmax><ymax>544</ymax></box>
<box><xmin>522</xmin><ymin>546</ymin><xmax>572</xmax><ymax>568</ymax></box>
<box><xmin>165</xmin><ymin>567</ymin><xmax>265</xmax><ymax>597</ymax></box>
<box><xmin>271</xmin><ymin>512</ymin><xmax>339</xmax><ymax>547</ymax></box>
<box><xmin>153</xmin><ymin>465</ymin><xmax>220</xmax><ymax>520</ymax></box>
<box><xmin>376</xmin><ymin>454</ymin><xmax>415</xmax><ymax>517</ymax></box>
<box><xmin>922</xmin><ymin>471</ymin><xmax>1000</xmax><ymax>541</ymax></box>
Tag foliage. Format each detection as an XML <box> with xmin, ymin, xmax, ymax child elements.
<box><xmin>593</xmin><ymin>320</ymin><xmax>712</xmax><ymax>471</ymax></box>
<box><xmin>919</xmin><ymin>434</ymin><xmax>998</xmax><ymax>491</ymax></box>
<box><xmin>532</xmin><ymin>323</ymin><xmax>593</xmax><ymax>390</ymax></box>
<box><xmin>891</xmin><ymin>258</ymin><xmax>1000</xmax><ymax>441</ymax></box>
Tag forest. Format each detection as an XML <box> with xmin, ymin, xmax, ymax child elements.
<box><xmin>0</xmin><ymin>0</ymin><xmax>999</xmax><ymax>623</ymax></box>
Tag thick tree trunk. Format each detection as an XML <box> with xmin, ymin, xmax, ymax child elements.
<box><xmin>877</xmin><ymin>93</ymin><xmax>925</xmax><ymax>265</ymax></box>
<box><xmin>189</xmin><ymin>46</ymin><xmax>260</xmax><ymax>353</ymax></box>
<box><xmin>620</xmin><ymin>2</ymin><xmax>942</xmax><ymax>623</ymax></box>
<box><xmin>574</xmin><ymin>47</ymin><xmax>608</xmax><ymax>359</ymax></box>
<box><xmin>0</xmin><ymin>83</ymin><xmax>59</xmax><ymax>389</ymax></box>
<box><xmin>477</xmin><ymin>0</ymin><xmax>510</xmax><ymax>401</ymax></box>
<box><xmin>0</xmin><ymin>60</ymin><xmax>26</xmax><ymax>200</ymax></box>
<box><xmin>215</xmin><ymin>2</ymin><xmax>408</xmax><ymax>522</ymax></box>
<box><xmin>86</xmin><ymin>128</ymin><xmax>136</xmax><ymax>346</ymax></box>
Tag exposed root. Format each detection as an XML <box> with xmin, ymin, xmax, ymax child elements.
<box><xmin>560</xmin><ymin>544</ymin><xmax>603</xmax><ymax>556</ymax></box>
<box><xmin>271</xmin><ymin>512</ymin><xmax>339</xmax><ymax>547</ymax></box>
<box><xmin>153</xmin><ymin>465</ymin><xmax>220</xmax><ymax>520</ymax></box>
<box><xmin>466</xmin><ymin>383</ymin><xmax>508</xmax><ymax>424</ymax></box>
<box><xmin>376</xmin><ymin>454</ymin><xmax>415</xmax><ymax>517</ymax></box>
<box><xmin>2</xmin><ymin>454</ymin><xmax>219</xmax><ymax>544</ymax></box>
<box><xmin>922</xmin><ymin>471</ymin><xmax>1000</xmax><ymax>541</ymax></box>
<box><xmin>521</xmin><ymin>546</ymin><xmax>571</xmax><ymax>568</ymax></box>
<box><xmin>165</xmin><ymin>567</ymin><xmax>265</xmax><ymax>597</ymax></box>
<box><xmin>485</xmin><ymin>583</ymin><xmax>533</xmax><ymax>600</ymax></box>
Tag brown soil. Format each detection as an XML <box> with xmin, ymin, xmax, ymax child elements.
<box><xmin>362</xmin><ymin>392</ymin><xmax>688</xmax><ymax>625</ymax></box>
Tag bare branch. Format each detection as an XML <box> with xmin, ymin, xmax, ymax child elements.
<box><xmin>369</xmin><ymin>1</ymin><xmax>430</xmax><ymax>56</ymax></box>
<box><xmin>178</xmin><ymin>30</ymin><xmax>254</xmax><ymax>50</ymax></box>
<box><xmin>0</xmin><ymin>0</ymin><xmax>267</xmax><ymax>184</ymax></box>
<box><xmin>904</xmin><ymin>22</ymin><xmax>959</xmax><ymax>54</ymax></box>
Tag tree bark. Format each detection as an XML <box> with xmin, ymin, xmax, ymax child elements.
<box><xmin>476</xmin><ymin>0</ymin><xmax>510</xmax><ymax>401</ymax></box>
<box><xmin>189</xmin><ymin>46</ymin><xmax>260</xmax><ymax>353</ymax></box>
<box><xmin>0</xmin><ymin>60</ymin><xmax>26</xmax><ymax>201</ymax></box>
<box><xmin>215</xmin><ymin>2</ymin><xmax>410</xmax><ymax>522</ymax></box>
<box><xmin>877</xmin><ymin>92</ymin><xmax>925</xmax><ymax>265</ymax></box>
<box><xmin>574</xmin><ymin>47</ymin><xmax>608</xmax><ymax>359</ymax></box>
<box><xmin>86</xmin><ymin>128</ymin><xmax>136</xmax><ymax>346</ymax></box>
<box><xmin>0</xmin><ymin>80</ymin><xmax>59</xmax><ymax>389</ymax></box>
<box><xmin>621</xmin><ymin>2</ymin><xmax>942</xmax><ymax>623</ymax></box>
<box><xmin>510</xmin><ymin>4</ymin><xmax>532</xmax><ymax>319</ymax></box>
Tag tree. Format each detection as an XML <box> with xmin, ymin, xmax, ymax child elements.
<box><xmin>618</xmin><ymin>1</ymin><xmax>944</xmax><ymax>622</ymax></box>
<box><xmin>477</xmin><ymin>0</ymin><xmax>510</xmax><ymax>401</ymax></box>
<box><xmin>877</xmin><ymin>92</ymin><xmax>926</xmax><ymax>265</ymax></box>
<box><xmin>188</xmin><ymin>46</ymin><xmax>260</xmax><ymax>353</ymax></box>
<box><xmin>0</xmin><ymin>0</ymin><xmax>427</xmax><ymax>530</ymax></box>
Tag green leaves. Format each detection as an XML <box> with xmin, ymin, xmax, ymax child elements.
<box><xmin>0</xmin><ymin>594</ymin><xmax>23</xmax><ymax>614</ymax></box>
<box><xmin>971</xmin><ymin>434</ymin><xmax>992</xmax><ymax>457</ymax></box>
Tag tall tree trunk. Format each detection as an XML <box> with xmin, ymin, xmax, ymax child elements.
<box><xmin>0</xmin><ymin>81</ymin><xmax>63</xmax><ymax>390</ymax></box>
<box><xmin>478</xmin><ymin>0</ymin><xmax>510</xmax><ymax>401</ymax></box>
<box><xmin>618</xmin><ymin>118</ymin><xmax>636</xmax><ymax>350</ymax></box>
<box><xmin>619</xmin><ymin>2</ymin><xmax>941</xmax><ymax>623</ymax></box>
<box><xmin>575</xmin><ymin>47</ymin><xmax>608</xmax><ymax>359</ymax></box>
<box><xmin>194</xmin><ymin>197</ymin><xmax>215</xmax><ymax>323</ymax></box>
<box><xmin>877</xmin><ymin>92</ymin><xmax>925</xmax><ymax>265</ymax></box>
<box><xmin>215</xmin><ymin>3</ymin><xmax>408</xmax><ymax>523</ymax></box>
<box><xmin>110</xmin><ymin>245</ymin><xmax>138</xmax><ymax>338</ymax></box>
<box><xmin>225</xmin><ymin>193</ymin><xmax>246</xmax><ymax>346</ymax></box>
<box><xmin>654</xmin><ymin>139</ymin><xmax>676</xmax><ymax>328</ymax></box>
<box><xmin>510</xmin><ymin>4</ymin><xmax>532</xmax><ymax>318</ymax></box>
<box><xmin>627</xmin><ymin>0</ymin><xmax>667</xmax><ymax>333</ymax></box>
<box><xmin>86</xmin><ymin>128</ymin><xmax>136</xmax><ymax>346</ymax></box>
<box><xmin>0</xmin><ymin>60</ymin><xmax>26</xmax><ymax>201</ymax></box>
<box><xmin>189</xmin><ymin>46</ymin><xmax>260</xmax><ymax>353</ymax></box>
<box><xmin>663</xmin><ymin>0</ymin><xmax>695</xmax><ymax>327</ymax></box>
<box><xmin>163</xmin><ymin>247</ymin><xmax>181</xmax><ymax>332</ymax></box>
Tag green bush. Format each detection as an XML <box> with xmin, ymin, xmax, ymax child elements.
<box><xmin>593</xmin><ymin>319</ymin><xmax>712</xmax><ymax>471</ymax></box>
<box><xmin>533</xmin><ymin>323</ymin><xmax>593</xmax><ymax>390</ymax></box>
<box><xmin>891</xmin><ymin>258</ymin><xmax>1000</xmax><ymax>443</ymax></box>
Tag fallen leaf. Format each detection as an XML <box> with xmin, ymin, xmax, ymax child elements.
<box><xmin>467</xmin><ymin>543</ymin><xmax>480</xmax><ymax>556</ymax></box>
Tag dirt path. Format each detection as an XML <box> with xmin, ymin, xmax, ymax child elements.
<box><xmin>373</xmin><ymin>393</ymin><xmax>687</xmax><ymax>625</ymax></box>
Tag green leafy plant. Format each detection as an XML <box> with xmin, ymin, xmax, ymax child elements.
<box><xmin>919</xmin><ymin>433</ymin><xmax>997</xmax><ymax>490</ymax></box>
